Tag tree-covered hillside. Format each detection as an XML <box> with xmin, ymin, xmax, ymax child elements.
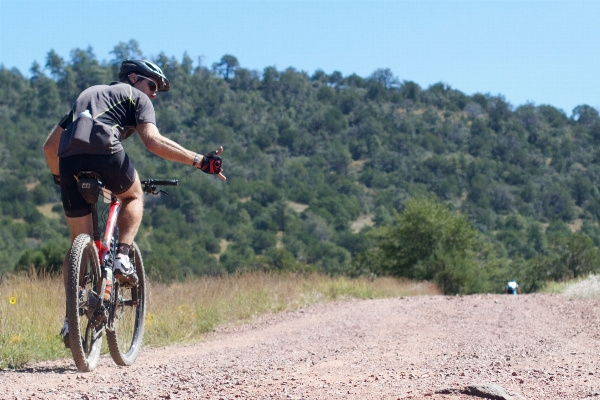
<box><xmin>2</xmin><ymin>41</ymin><xmax>600</xmax><ymax>292</ymax></box>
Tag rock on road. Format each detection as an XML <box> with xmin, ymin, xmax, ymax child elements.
<box><xmin>1</xmin><ymin>294</ymin><xmax>600</xmax><ymax>399</ymax></box>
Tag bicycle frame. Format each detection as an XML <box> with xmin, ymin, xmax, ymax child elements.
<box><xmin>94</xmin><ymin>196</ymin><xmax>121</xmax><ymax>266</ymax></box>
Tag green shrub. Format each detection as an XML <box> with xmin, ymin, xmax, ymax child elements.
<box><xmin>360</xmin><ymin>196</ymin><xmax>491</xmax><ymax>294</ymax></box>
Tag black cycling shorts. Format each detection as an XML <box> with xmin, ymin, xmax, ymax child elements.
<box><xmin>59</xmin><ymin>151</ymin><xmax>136</xmax><ymax>218</ymax></box>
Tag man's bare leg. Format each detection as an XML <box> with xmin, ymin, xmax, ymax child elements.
<box><xmin>112</xmin><ymin>173</ymin><xmax>143</xmax><ymax>286</ymax></box>
<box><xmin>115</xmin><ymin>173</ymin><xmax>144</xmax><ymax>246</ymax></box>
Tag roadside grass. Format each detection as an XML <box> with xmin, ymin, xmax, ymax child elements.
<box><xmin>0</xmin><ymin>271</ymin><xmax>69</xmax><ymax>369</ymax></box>
<box><xmin>0</xmin><ymin>271</ymin><xmax>439</xmax><ymax>369</ymax></box>
<box><xmin>542</xmin><ymin>274</ymin><xmax>600</xmax><ymax>299</ymax></box>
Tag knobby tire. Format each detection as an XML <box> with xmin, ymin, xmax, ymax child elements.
<box><xmin>66</xmin><ymin>234</ymin><xmax>103</xmax><ymax>372</ymax></box>
<box><xmin>107</xmin><ymin>241</ymin><xmax>147</xmax><ymax>366</ymax></box>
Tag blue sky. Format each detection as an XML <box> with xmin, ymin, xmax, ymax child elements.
<box><xmin>1</xmin><ymin>0</ymin><xmax>598</xmax><ymax>115</ymax></box>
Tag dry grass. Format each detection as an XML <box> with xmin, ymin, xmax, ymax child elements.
<box><xmin>351</xmin><ymin>214</ymin><xmax>375</xmax><ymax>233</ymax></box>
<box><xmin>550</xmin><ymin>274</ymin><xmax>600</xmax><ymax>299</ymax></box>
<box><xmin>0</xmin><ymin>271</ymin><xmax>438</xmax><ymax>368</ymax></box>
<box><xmin>0</xmin><ymin>272</ymin><xmax>70</xmax><ymax>369</ymax></box>
<box><xmin>568</xmin><ymin>218</ymin><xmax>584</xmax><ymax>233</ymax></box>
<box><xmin>287</xmin><ymin>201</ymin><xmax>308</xmax><ymax>213</ymax></box>
<box><xmin>36</xmin><ymin>203</ymin><xmax>61</xmax><ymax>220</ymax></box>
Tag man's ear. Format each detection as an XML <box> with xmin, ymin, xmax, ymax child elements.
<box><xmin>128</xmin><ymin>72</ymin><xmax>138</xmax><ymax>83</ymax></box>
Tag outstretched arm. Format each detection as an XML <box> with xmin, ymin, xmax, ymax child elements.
<box><xmin>137</xmin><ymin>122</ymin><xmax>196</xmax><ymax>164</ymax></box>
<box><xmin>136</xmin><ymin>122</ymin><xmax>225</xmax><ymax>180</ymax></box>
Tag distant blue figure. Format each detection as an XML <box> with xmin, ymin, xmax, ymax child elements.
<box><xmin>505</xmin><ymin>280</ymin><xmax>521</xmax><ymax>295</ymax></box>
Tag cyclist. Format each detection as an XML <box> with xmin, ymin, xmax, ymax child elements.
<box><xmin>505</xmin><ymin>280</ymin><xmax>521</xmax><ymax>295</ymax></box>
<box><xmin>42</xmin><ymin>60</ymin><xmax>225</xmax><ymax>344</ymax></box>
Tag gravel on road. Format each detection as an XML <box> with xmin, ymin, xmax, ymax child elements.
<box><xmin>1</xmin><ymin>293</ymin><xmax>599</xmax><ymax>399</ymax></box>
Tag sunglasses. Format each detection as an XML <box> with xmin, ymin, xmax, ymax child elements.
<box><xmin>137</xmin><ymin>75</ymin><xmax>157</xmax><ymax>92</ymax></box>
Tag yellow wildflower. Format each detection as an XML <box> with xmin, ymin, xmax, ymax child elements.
<box><xmin>9</xmin><ymin>296</ymin><xmax>16</xmax><ymax>305</ymax></box>
<box><xmin>178</xmin><ymin>304</ymin><xmax>190</xmax><ymax>314</ymax></box>
<box><xmin>10</xmin><ymin>335</ymin><xmax>22</xmax><ymax>344</ymax></box>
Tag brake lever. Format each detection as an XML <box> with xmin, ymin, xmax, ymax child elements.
<box><xmin>143</xmin><ymin>183</ymin><xmax>172</xmax><ymax>195</ymax></box>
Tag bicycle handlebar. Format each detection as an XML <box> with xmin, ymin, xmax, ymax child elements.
<box><xmin>141</xmin><ymin>179</ymin><xmax>178</xmax><ymax>187</ymax></box>
<box><xmin>141</xmin><ymin>179</ymin><xmax>179</xmax><ymax>195</ymax></box>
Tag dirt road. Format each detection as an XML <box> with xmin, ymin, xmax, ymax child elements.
<box><xmin>1</xmin><ymin>294</ymin><xmax>599</xmax><ymax>399</ymax></box>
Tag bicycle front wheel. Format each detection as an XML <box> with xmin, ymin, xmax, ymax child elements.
<box><xmin>66</xmin><ymin>234</ymin><xmax>103</xmax><ymax>372</ymax></box>
<box><xmin>107</xmin><ymin>241</ymin><xmax>147</xmax><ymax>366</ymax></box>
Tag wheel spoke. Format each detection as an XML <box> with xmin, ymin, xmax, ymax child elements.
<box><xmin>107</xmin><ymin>242</ymin><xmax>146</xmax><ymax>366</ymax></box>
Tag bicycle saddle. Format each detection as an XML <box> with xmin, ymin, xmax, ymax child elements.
<box><xmin>76</xmin><ymin>171</ymin><xmax>103</xmax><ymax>204</ymax></box>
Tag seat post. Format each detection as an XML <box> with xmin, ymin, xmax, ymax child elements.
<box><xmin>90</xmin><ymin>202</ymin><xmax>101</xmax><ymax>242</ymax></box>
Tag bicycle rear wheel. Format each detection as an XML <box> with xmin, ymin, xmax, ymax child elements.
<box><xmin>66</xmin><ymin>234</ymin><xmax>104</xmax><ymax>372</ymax></box>
<box><xmin>107</xmin><ymin>241</ymin><xmax>147</xmax><ymax>366</ymax></box>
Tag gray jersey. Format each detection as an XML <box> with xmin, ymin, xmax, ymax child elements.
<box><xmin>57</xmin><ymin>82</ymin><xmax>156</xmax><ymax>157</ymax></box>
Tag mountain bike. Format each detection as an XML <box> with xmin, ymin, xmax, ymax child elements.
<box><xmin>66</xmin><ymin>172</ymin><xmax>177</xmax><ymax>372</ymax></box>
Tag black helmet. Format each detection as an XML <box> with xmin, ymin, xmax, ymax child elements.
<box><xmin>119</xmin><ymin>59</ymin><xmax>170</xmax><ymax>92</ymax></box>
